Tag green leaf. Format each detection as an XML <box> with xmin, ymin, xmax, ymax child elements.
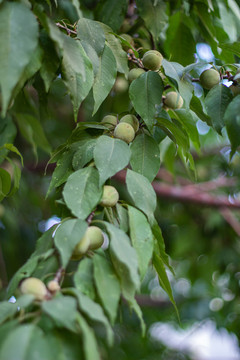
<box><xmin>100</xmin><ymin>23</ymin><xmax>129</xmax><ymax>74</ymax></box>
<box><xmin>195</xmin><ymin>2</ymin><xmax>218</xmax><ymax>43</ymax></box>
<box><xmin>128</xmin><ymin>206</ymin><xmax>154</xmax><ymax>279</ymax></box>
<box><xmin>72</xmin><ymin>139</ymin><xmax>96</xmax><ymax>170</ymax></box>
<box><xmin>93</xmin><ymin>250</ymin><xmax>121</xmax><ymax>324</ymax></box>
<box><xmin>94</xmin><ymin>135</ymin><xmax>131</xmax><ymax>186</ymax></box>
<box><xmin>0</xmin><ymin>302</ymin><xmax>18</xmax><ymax>325</ymax></box>
<box><xmin>93</xmin><ymin>45</ymin><xmax>117</xmax><ymax>115</ymax></box>
<box><xmin>129</xmin><ymin>71</ymin><xmax>164</xmax><ymax>131</ymax></box>
<box><xmin>31</xmin><ymin>225</ymin><xmax>56</xmax><ymax>257</ymax></box>
<box><xmin>153</xmin><ymin>252</ymin><xmax>178</xmax><ymax>318</ymax></box>
<box><xmin>5</xmin><ymin>158</ymin><xmax>21</xmax><ymax>197</ymax></box>
<box><xmin>40</xmin><ymin>35</ymin><xmax>59</xmax><ymax>92</ymax></box>
<box><xmin>74</xmin><ymin>258</ymin><xmax>95</xmax><ymax>300</ymax></box>
<box><xmin>47</xmin><ymin>150</ymin><xmax>74</xmax><ymax>196</ymax></box>
<box><xmin>0</xmin><ymin>320</ymin><xmax>19</xmax><ymax>350</ymax></box>
<box><xmin>80</xmin><ymin>41</ymin><xmax>100</xmax><ymax>76</ymax></box>
<box><xmin>0</xmin><ymin>117</ymin><xmax>17</xmax><ymax>164</ymax></box>
<box><xmin>0</xmin><ymin>2</ymin><xmax>38</xmax><ymax>115</ymax></box>
<box><xmin>173</xmin><ymin>109</ymin><xmax>201</xmax><ymax>150</ymax></box>
<box><xmin>77</xmin><ymin>314</ymin><xmax>100</xmax><ymax>360</ymax></box>
<box><xmin>151</xmin><ymin>219</ymin><xmax>174</xmax><ymax>274</ymax></box>
<box><xmin>0</xmin><ymin>144</ymin><xmax>23</xmax><ymax>166</ymax></box>
<box><xmin>0</xmin><ymin>324</ymin><xmax>52</xmax><ymax>360</ymax></box>
<box><xmin>0</xmin><ymin>168</ymin><xmax>11</xmax><ymax>201</ymax></box>
<box><xmin>7</xmin><ymin>256</ymin><xmax>39</xmax><ymax>297</ymax></box>
<box><xmin>42</xmin><ymin>296</ymin><xmax>78</xmax><ymax>332</ymax></box>
<box><xmin>219</xmin><ymin>42</ymin><xmax>240</xmax><ymax>57</ymax></box>
<box><xmin>224</xmin><ymin>95</ymin><xmax>240</xmax><ymax>156</ymax></box>
<box><xmin>116</xmin><ymin>203</ymin><xmax>129</xmax><ymax>233</ymax></box>
<box><xmin>162</xmin><ymin>59</ymin><xmax>182</xmax><ymax>89</ymax></box>
<box><xmin>165</xmin><ymin>13</ymin><xmax>195</xmax><ymax>66</ymax></box>
<box><xmin>54</xmin><ymin>219</ymin><xmax>87</xmax><ymax>268</ymax></box>
<box><xmin>96</xmin><ymin>0</ymin><xmax>128</xmax><ymax>32</ymax></box>
<box><xmin>73</xmin><ymin>289</ymin><xmax>114</xmax><ymax>346</ymax></box>
<box><xmin>190</xmin><ymin>95</ymin><xmax>212</xmax><ymax>126</ymax></box>
<box><xmin>15</xmin><ymin>114</ymin><xmax>51</xmax><ymax>157</ymax></box>
<box><xmin>105</xmin><ymin>223</ymin><xmax>140</xmax><ymax>300</ymax></box>
<box><xmin>46</xmin><ymin>329</ymin><xmax>83</xmax><ymax>360</ymax></box>
<box><xmin>136</xmin><ymin>0</ymin><xmax>168</xmax><ymax>42</ymax></box>
<box><xmin>126</xmin><ymin>169</ymin><xmax>157</xmax><ymax>224</ymax></box>
<box><xmin>130</xmin><ymin>133</ymin><xmax>160</xmax><ymax>182</ymax></box>
<box><xmin>156</xmin><ymin>117</ymin><xmax>189</xmax><ymax>152</ymax></box>
<box><xmin>77</xmin><ymin>18</ymin><xmax>105</xmax><ymax>56</ymax></box>
<box><xmin>11</xmin><ymin>44</ymin><xmax>43</xmax><ymax>102</ymax></box>
<box><xmin>205</xmin><ymin>84</ymin><xmax>233</xmax><ymax>133</ymax></box>
<box><xmin>63</xmin><ymin>167</ymin><xmax>102</xmax><ymax>219</ymax></box>
<box><xmin>61</xmin><ymin>35</ymin><xmax>94</xmax><ymax>120</ymax></box>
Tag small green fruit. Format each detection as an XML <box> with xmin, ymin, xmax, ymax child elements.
<box><xmin>47</xmin><ymin>280</ymin><xmax>60</xmax><ymax>293</ymax></box>
<box><xmin>200</xmin><ymin>68</ymin><xmax>220</xmax><ymax>90</ymax></box>
<box><xmin>114</xmin><ymin>122</ymin><xmax>135</xmax><ymax>143</ymax></box>
<box><xmin>101</xmin><ymin>115</ymin><xmax>118</xmax><ymax>129</ymax></box>
<box><xmin>230</xmin><ymin>84</ymin><xmax>240</xmax><ymax>97</ymax></box>
<box><xmin>72</xmin><ymin>231</ymin><xmax>91</xmax><ymax>260</ymax></box>
<box><xmin>87</xmin><ymin>226</ymin><xmax>104</xmax><ymax>250</ymax></box>
<box><xmin>164</xmin><ymin>92</ymin><xmax>183</xmax><ymax>109</ymax></box>
<box><xmin>120</xmin><ymin>114</ymin><xmax>139</xmax><ymax>132</ymax></box>
<box><xmin>20</xmin><ymin>277</ymin><xmax>48</xmax><ymax>301</ymax></box>
<box><xmin>100</xmin><ymin>185</ymin><xmax>119</xmax><ymax>207</ymax></box>
<box><xmin>114</xmin><ymin>77</ymin><xmax>129</xmax><ymax>93</ymax></box>
<box><xmin>142</xmin><ymin>50</ymin><xmax>163</xmax><ymax>71</ymax></box>
<box><xmin>128</xmin><ymin>68</ymin><xmax>145</xmax><ymax>83</ymax></box>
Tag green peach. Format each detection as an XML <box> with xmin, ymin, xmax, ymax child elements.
<box><xmin>100</xmin><ymin>185</ymin><xmax>119</xmax><ymax>207</ymax></box>
<box><xmin>87</xmin><ymin>226</ymin><xmax>104</xmax><ymax>250</ymax></box>
<box><xmin>164</xmin><ymin>91</ymin><xmax>183</xmax><ymax>109</ymax></box>
<box><xmin>101</xmin><ymin>115</ymin><xmax>118</xmax><ymax>129</ymax></box>
<box><xmin>120</xmin><ymin>114</ymin><xmax>139</xmax><ymax>132</ymax></box>
<box><xmin>200</xmin><ymin>68</ymin><xmax>220</xmax><ymax>90</ymax></box>
<box><xmin>142</xmin><ymin>50</ymin><xmax>163</xmax><ymax>71</ymax></box>
<box><xmin>128</xmin><ymin>68</ymin><xmax>145</xmax><ymax>83</ymax></box>
<box><xmin>114</xmin><ymin>122</ymin><xmax>135</xmax><ymax>143</ymax></box>
<box><xmin>20</xmin><ymin>277</ymin><xmax>48</xmax><ymax>301</ymax></box>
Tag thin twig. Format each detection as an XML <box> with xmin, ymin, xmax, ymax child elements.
<box><xmin>56</xmin><ymin>22</ymin><xmax>77</xmax><ymax>35</ymax></box>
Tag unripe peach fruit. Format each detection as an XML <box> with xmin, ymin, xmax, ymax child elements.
<box><xmin>128</xmin><ymin>68</ymin><xmax>145</xmax><ymax>83</ymax></box>
<box><xmin>142</xmin><ymin>50</ymin><xmax>163</xmax><ymax>71</ymax></box>
<box><xmin>164</xmin><ymin>92</ymin><xmax>183</xmax><ymax>109</ymax></box>
<box><xmin>120</xmin><ymin>114</ymin><xmax>139</xmax><ymax>132</ymax></box>
<box><xmin>101</xmin><ymin>115</ymin><xmax>118</xmax><ymax>129</ymax></box>
<box><xmin>100</xmin><ymin>185</ymin><xmax>119</xmax><ymax>207</ymax></box>
<box><xmin>87</xmin><ymin>226</ymin><xmax>104</xmax><ymax>250</ymax></box>
<box><xmin>47</xmin><ymin>280</ymin><xmax>60</xmax><ymax>293</ymax></box>
<box><xmin>20</xmin><ymin>277</ymin><xmax>47</xmax><ymax>301</ymax></box>
<box><xmin>200</xmin><ymin>68</ymin><xmax>220</xmax><ymax>90</ymax></box>
<box><xmin>114</xmin><ymin>122</ymin><xmax>135</xmax><ymax>143</ymax></box>
<box><xmin>72</xmin><ymin>231</ymin><xmax>91</xmax><ymax>260</ymax></box>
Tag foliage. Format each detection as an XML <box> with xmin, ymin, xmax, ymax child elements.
<box><xmin>1</xmin><ymin>0</ymin><xmax>240</xmax><ymax>358</ymax></box>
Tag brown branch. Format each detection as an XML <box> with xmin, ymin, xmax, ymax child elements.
<box><xmin>53</xmin><ymin>267</ymin><xmax>65</xmax><ymax>283</ymax></box>
<box><xmin>114</xmin><ymin>170</ymin><xmax>240</xmax><ymax>209</ymax></box>
<box><xmin>86</xmin><ymin>211</ymin><xmax>95</xmax><ymax>224</ymax></box>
